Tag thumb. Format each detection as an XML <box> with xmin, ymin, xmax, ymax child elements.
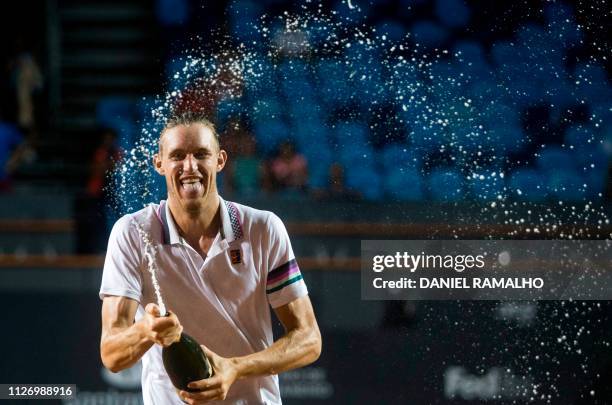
<box><xmin>145</xmin><ymin>303</ymin><xmax>161</xmax><ymax>317</ymax></box>
<box><xmin>200</xmin><ymin>345</ymin><xmax>217</xmax><ymax>363</ymax></box>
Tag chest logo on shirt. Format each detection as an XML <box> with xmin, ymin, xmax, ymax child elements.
<box><xmin>230</xmin><ymin>249</ymin><xmax>242</xmax><ymax>264</ymax></box>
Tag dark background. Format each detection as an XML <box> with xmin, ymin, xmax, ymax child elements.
<box><xmin>0</xmin><ymin>0</ymin><xmax>610</xmax><ymax>404</ymax></box>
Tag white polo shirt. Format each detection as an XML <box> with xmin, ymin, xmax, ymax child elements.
<box><xmin>99</xmin><ymin>197</ymin><xmax>308</xmax><ymax>404</ymax></box>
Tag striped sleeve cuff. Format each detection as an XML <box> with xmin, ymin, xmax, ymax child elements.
<box><xmin>267</xmin><ymin>258</ymin><xmax>303</xmax><ymax>294</ymax></box>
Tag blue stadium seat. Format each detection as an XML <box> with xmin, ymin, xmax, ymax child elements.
<box><xmin>398</xmin><ymin>0</ymin><xmax>427</xmax><ymax>17</ymax></box>
<box><xmin>316</xmin><ymin>59</ymin><xmax>352</xmax><ymax>105</ymax></box>
<box><xmin>584</xmin><ymin>166</ymin><xmax>608</xmax><ymax>198</ymax></box>
<box><xmin>338</xmin><ymin>143</ymin><xmax>373</xmax><ymax>167</ymax></box>
<box><xmin>565</xmin><ymin>125</ymin><xmax>595</xmax><ymax>148</ymax></box>
<box><xmin>156</xmin><ymin>0</ymin><xmax>188</xmax><ymax>26</ymax></box>
<box><xmin>136</xmin><ymin>96</ymin><xmax>157</xmax><ymax>121</ymax></box>
<box><xmin>97</xmin><ymin>97</ymin><xmax>136</xmax><ymax>128</ymax></box>
<box><xmin>332</xmin><ymin>0</ymin><xmax>372</xmax><ymax>25</ymax></box>
<box><xmin>383</xmin><ymin>166</ymin><xmax>424</xmax><ymax>201</ymax></box>
<box><xmin>345</xmin><ymin>165</ymin><xmax>383</xmax><ymax>201</ymax></box>
<box><xmin>426</xmin><ymin>168</ymin><xmax>463</xmax><ymax>201</ymax></box>
<box><xmin>573</xmin><ymin>145</ymin><xmax>609</xmax><ymax>173</ymax></box>
<box><xmin>544</xmin><ymin>3</ymin><xmax>582</xmax><ymax>48</ymax></box>
<box><xmin>293</xmin><ymin>120</ymin><xmax>328</xmax><ymax>150</ymax></box>
<box><xmin>536</xmin><ymin>146</ymin><xmax>573</xmax><ymax>172</ymax></box>
<box><xmin>435</xmin><ymin>0</ymin><xmax>470</xmax><ymax>28</ymax></box>
<box><xmin>411</xmin><ymin>21</ymin><xmax>448</xmax><ymax>48</ymax></box>
<box><xmin>375</xmin><ymin>20</ymin><xmax>407</xmax><ymax>43</ymax></box>
<box><xmin>468</xmin><ymin>170</ymin><xmax>506</xmax><ymax>201</ymax></box>
<box><xmin>165</xmin><ymin>57</ymin><xmax>189</xmax><ymax>90</ymax></box>
<box><xmin>334</xmin><ymin>122</ymin><xmax>369</xmax><ymax>145</ymax></box>
<box><xmin>408</xmin><ymin>122</ymin><xmax>446</xmax><ymax>154</ymax></box>
<box><xmin>216</xmin><ymin>98</ymin><xmax>243</xmax><ymax>128</ymax></box>
<box><xmin>574</xmin><ymin>62</ymin><xmax>611</xmax><ymax>104</ymax></box>
<box><xmin>253</xmin><ymin>120</ymin><xmax>289</xmax><ymax>155</ymax></box>
<box><xmin>508</xmin><ymin>168</ymin><xmax>548</xmax><ymax>201</ymax></box>
<box><xmin>547</xmin><ymin>169</ymin><xmax>586</xmax><ymax>201</ymax></box>
<box><xmin>251</xmin><ymin>97</ymin><xmax>283</xmax><ymax>124</ymax></box>
<box><xmin>228</xmin><ymin>0</ymin><xmax>264</xmax><ymax>43</ymax></box>
<box><xmin>303</xmin><ymin>17</ymin><xmax>335</xmax><ymax>47</ymax></box>
<box><xmin>379</xmin><ymin>144</ymin><xmax>421</xmax><ymax>172</ymax></box>
<box><xmin>303</xmin><ymin>146</ymin><xmax>333</xmax><ymax>189</ymax></box>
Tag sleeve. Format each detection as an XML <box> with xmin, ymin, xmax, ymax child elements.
<box><xmin>265</xmin><ymin>213</ymin><xmax>308</xmax><ymax>308</ymax></box>
<box><xmin>99</xmin><ymin>215</ymin><xmax>144</xmax><ymax>303</ymax></box>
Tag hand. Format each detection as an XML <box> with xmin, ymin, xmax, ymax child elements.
<box><xmin>178</xmin><ymin>346</ymin><xmax>240</xmax><ymax>404</ymax></box>
<box><xmin>142</xmin><ymin>303</ymin><xmax>183</xmax><ymax>347</ymax></box>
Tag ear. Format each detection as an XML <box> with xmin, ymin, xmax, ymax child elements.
<box><xmin>217</xmin><ymin>149</ymin><xmax>227</xmax><ymax>172</ymax></box>
<box><xmin>153</xmin><ymin>153</ymin><xmax>164</xmax><ymax>175</ymax></box>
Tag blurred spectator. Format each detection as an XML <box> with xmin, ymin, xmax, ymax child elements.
<box><xmin>232</xmin><ymin>134</ymin><xmax>262</xmax><ymax>197</ymax></box>
<box><xmin>269</xmin><ymin>140</ymin><xmax>308</xmax><ymax>192</ymax></box>
<box><xmin>223</xmin><ymin>122</ymin><xmax>263</xmax><ymax>198</ymax></box>
<box><xmin>86</xmin><ymin>129</ymin><xmax>121</xmax><ymax>198</ymax></box>
<box><xmin>0</xmin><ymin>119</ymin><xmax>25</xmax><ymax>192</ymax></box>
<box><xmin>76</xmin><ymin>129</ymin><xmax>121</xmax><ymax>254</ymax></box>
<box><xmin>13</xmin><ymin>51</ymin><xmax>42</xmax><ymax>130</ymax></box>
<box><xmin>313</xmin><ymin>162</ymin><xmax>360</xmax><ymax>201</ymax></box>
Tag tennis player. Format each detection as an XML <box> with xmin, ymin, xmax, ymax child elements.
<box><xmin>99</xmin><ymin>111</ymin><xmax>322</xmax><ymax>404</ymax></box>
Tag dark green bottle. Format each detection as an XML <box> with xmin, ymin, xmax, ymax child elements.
<box><xmin>162</xmin><ymin>332</ymin><xmax>213</xmax><ymax>391</ymax></box>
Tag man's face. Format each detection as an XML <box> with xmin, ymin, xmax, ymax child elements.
<box><xmin>154</xmin><ymin>124</ymin><xmax>226</xmax><ymax>212</ymax></box>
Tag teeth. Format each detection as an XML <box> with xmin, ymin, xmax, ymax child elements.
<box><xmin>181</xmin><ymin>179</ymin><xmax>200</xmax><ymax>184</ymax></box>
<box><xmin>182</xmin><ymin>182</ymin><xmax>202</xmax><ymax>192</ymax></box>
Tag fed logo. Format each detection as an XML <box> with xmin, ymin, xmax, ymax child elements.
<box><xmin>444</xmin><ymin>366</ymin><xmax>532</xmax><ymax>400</ymax></box>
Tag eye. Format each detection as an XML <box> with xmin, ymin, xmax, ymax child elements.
<box><xmin>194</xmin><ymin>151</ymin><xmax>209</xmax><ymax>159</ymax></box>
<box><xmin>170</xmin><ymin>153</ymin><xmax>185</xmax><ymax>161</ymax></box>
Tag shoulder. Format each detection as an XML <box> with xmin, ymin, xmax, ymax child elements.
<box><xmin>224</xmin><ymin>200</ymin><xmax>286</xmax><ymax>234</ymax></box>
<box><xmin>110</xmin><ymin>203</ymin><xmax>161</xmax><ymax>239</ymax></box>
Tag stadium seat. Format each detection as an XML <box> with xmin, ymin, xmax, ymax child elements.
<box><xmin>536</xmin><ymin>146</ymin><xmax>573</xmax><ymax>172</ymax></box>
<box><xmin>468</xmin><ymin>171</ymin><xmax>506</xmax><ymax>201</ymax></box>
<box><xmin>379</xmin><ymin>144</ymin><xmax>421</xmax><ymax>172</ymax></box>
<box><xmin>253</xmin><ymin>120</ymin><xmax>289</xmax><ymax>155</ymax></box>
<box><xmin>345</xmin><ymin>165</ymin><xmax>383</xmax><ymax>201</ymax></box>
<box><xmin>435</xmin><ymin>0</ymin><xmax>470</xmax><ymax>28</ymax></box>
<box><xmin>383</xmin><ymin>166</ymin><xmax>424</xmax><ymax>201</ymax></box>
<box><xmin>426</xmin><ymin>168</ymin><xmax>463</xmax><ymax>201</ymax></box>
<box><xmin>508</xmin><ymin>168</ymin><xmax>548</xmax><ymax>201</ymax></box>
<box><xmin>547</xmin><ymin>168</ymin><xmax>586</xmax><ymax>201</ymax></box>
<box><xmin>97</xmin><ymin>97</ymin><xmax>136</xmax><ymax>127</ymax></box>
<box><xmin>333</xmin><ymin>122</ymin><xmax>369</xmax><ymax>147</ymax></box>
<box><xmin>375</xmin><ymin>20</ymin><xmax>407</xmax><ymax>43</ymax></box>
<box><xmin>544</xmin><ymin>3</ymin><xmax>582</xmax><ymax>48</ymax></box>
<box><xmin>411</xmin><ymin>21</ymin><xmax>448</xmax><ymax>48</ymax></box>
<box><xmin>156</xmin><ymin>0</ymin><xmax>188</xmax><ymax>26</ymax></box>
<box><xmin>216</xmin><ymin>98</ymin><xmax>243</xmax><ymax>129</ymax></box>
<box><xmin>228</xmin><ymin>0</ymin><xmax>264</xmax><ymax>43</ymax></box>
<box><xmin>303</xmin><ymin>147</ymin><xmax>333</xmax><ymax>189</ymax></box>
<box><xmin>332</xmin><ymin>0</ymin><xmax>372</xmax><ymax>25</ymax></box>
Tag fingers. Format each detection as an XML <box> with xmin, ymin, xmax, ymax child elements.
<box><xmin>179</xmin><ymin>385</ymin><xmax>226</xmax><ymax>403</ymax></box>
<box><xmin>143</xmin><ymin>303</ymin><xmax>183</xmax><ymax>346</ymax></box>
<box><xmin>186</xmin><ymin>375</ymin><xmax>221</xmax><ymax>391</ymax></box>
<box><xmin>199</xmin><ymin>345</ymin><xmax>218</xmax><ymax>366</ymax></box>
<box><xmin>145</xmin><ymin>303</ymin><xmax>160</xmax><ymax>316</ymax></box>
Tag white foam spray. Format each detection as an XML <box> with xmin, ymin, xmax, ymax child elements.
<box><xmin>133</xmin><ymin>219</ymin><xmax>167</xmax><ymax>316</ymax></box>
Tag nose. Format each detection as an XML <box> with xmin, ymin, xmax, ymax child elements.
<box><xmin>183</xmin><ymin>154</ymin><xmax>197</xmax><ymax>173</ymax></box>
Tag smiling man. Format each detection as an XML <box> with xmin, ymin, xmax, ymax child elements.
<box><xmin>99</xmin><ymin>111</ymin><xmax>322</xmax><ymax>404</ymax></box>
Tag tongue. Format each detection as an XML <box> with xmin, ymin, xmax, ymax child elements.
<box><xmin>182</xmin><ymin>182</ymin><xmax>202</xmax><ymax>196</ymax></box>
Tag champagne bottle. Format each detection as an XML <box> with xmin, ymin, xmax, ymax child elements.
<box><xmin>162</xmin><ymin>332</ymin><xmax>213</xmax><ymax>392</ymax></box>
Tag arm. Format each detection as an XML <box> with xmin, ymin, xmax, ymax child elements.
<box><xmin>100</xmin><ymin>296</ymin><xmax>183</xmax><ymax>373</ymax></box>
<box><xmin>181</xmin><ymin>295</ymin><xmax>321</xmax><ymax>403</ymax></box>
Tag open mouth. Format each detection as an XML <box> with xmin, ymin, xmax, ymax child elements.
<box><xmin>179</xmin><ymin>177</ymin><xmax>203</xmax><ymax>194</ymax></box>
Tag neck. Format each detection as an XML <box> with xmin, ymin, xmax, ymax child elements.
<box><xmin>167</xmin><ymin>194</ymin><xmax>221</xmax><ymax>241</ymax></box>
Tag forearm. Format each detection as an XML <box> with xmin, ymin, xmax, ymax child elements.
<box><xmin>101</xmin><ymin>320</ymin><xmax>153</xmax><ymax>372</ymax></box>
<box><xmin>233</xmin><ymin>325</ymin><xmax>321</xmax><ymax>379</ymax></box>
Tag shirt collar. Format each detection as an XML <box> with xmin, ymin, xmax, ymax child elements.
<box><xmin>159</xmin><ymin>196</ymin><xmax>242</xmax><ymax>245</ymax></box>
